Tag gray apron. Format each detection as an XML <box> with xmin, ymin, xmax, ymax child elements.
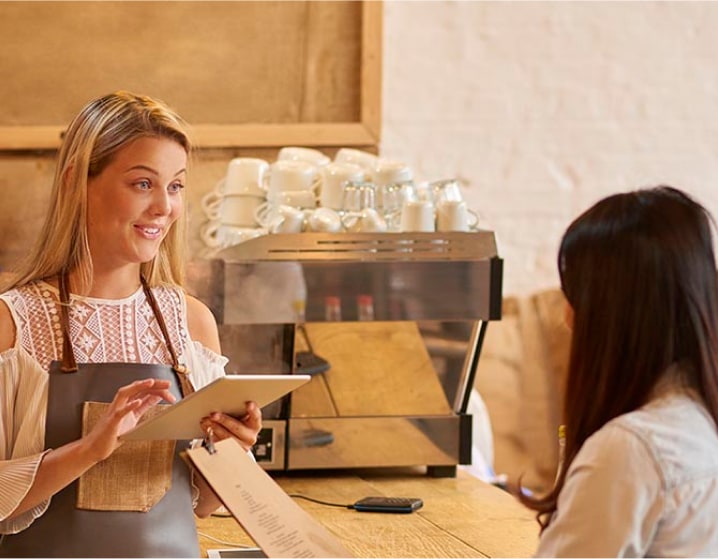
<box><xmin>0</xmin><ymin>276</ymin><xmax>200</xmax><ymax>557</ymax></box>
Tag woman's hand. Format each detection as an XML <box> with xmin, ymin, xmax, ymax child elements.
<box><xmin>9</xmin><ymin>378</ymin><xmax>176</xmax><ymax>519</ymax></box>
<box><xmin>82</xmin><ymin>378</ymin><xmax>176</xmax><ymax>462</ymax></box>
<box><xmin>192</xmin><ymin>402</ymin><xmax>262</xmax><ymax>517</ymax></box>
<box><xmin>200</xmin><ymin>401</ymin><xmax>263</xmax><ymax>451</ymax></box>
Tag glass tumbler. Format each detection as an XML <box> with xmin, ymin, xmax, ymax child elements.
<box><xmin>341</xmin><ymin>181</ymin><xmax>376</xmax><ymax>213</ymax></box>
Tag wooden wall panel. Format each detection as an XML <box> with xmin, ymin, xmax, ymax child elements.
<box><xmin>0</xmin><ymin>1</ymin><xmax>381</xmax><ymax>149</ymax></box>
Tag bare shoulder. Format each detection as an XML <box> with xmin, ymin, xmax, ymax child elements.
<box><xmin>184</xmin><ymin>293</ymin><xmax>221</xmax><ymax>353</ymax></box>
<box><xmin>0</xmin><ymin>298</ymin><xmax>16</xmax><ymax>352</ymax></box>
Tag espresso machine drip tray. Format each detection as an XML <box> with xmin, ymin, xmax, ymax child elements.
<box><xmin>186</xmin><ymin>232</ymin><xmax>503</xmax><ymax>477</ymax></box>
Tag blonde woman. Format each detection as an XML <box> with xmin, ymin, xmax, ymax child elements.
<box><xmin>0</xmin><ymin>92</ymin><xmax>262</xmax><ymax>557</ymax></box>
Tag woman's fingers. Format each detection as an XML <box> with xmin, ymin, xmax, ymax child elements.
<box><xmin>111</xmin><ymin>379</ymin><xmax>175</xmax><ymax>415</ymax></box>
<box><xmin>132</xmin><ymin>394</ymin><xmax>165</xmax><ymax>418</ymax></box>
<box><xmin>115</xmin><ymin>378</ymin><xmax>176</xmax><ymax>404</ymax></box>
<box><xmin>107</xmin><ymin>379</ymin><xmax>176</xmax><ymax>433</ymax></box>
<box><xmin>199</xmin><ymin>415</ymin><xmax>244</xmax><ymax>443</ymax></box>
<box><xmin>242</xmin><ymin>401</ymin><xmax>263</xmax><ymax>432</ymax></box>
<box><xmin>200</xmin><ymin>402</ymin><xmax>263</xmax><ymax>451</ymax></box>
<box><xmin>82</xmin><ymin>379</ymin><xmax>178</xmax><ymax>462</ymax></box>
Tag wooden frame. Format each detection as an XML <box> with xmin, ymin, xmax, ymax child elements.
<box><xmin>0</xmin><ymin>2</ymin><xmax>382</xmax><ymax>151</ymax></box>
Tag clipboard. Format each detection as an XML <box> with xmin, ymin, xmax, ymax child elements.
<box><xmin>186</xmin><ymin>438</ymin><xmax>354</xmax><ymax>558</ymax></box>
<box><xmin>121</xmin><ymin>374</ymin><xmax>311</xmax><ymax>441</ymax></box>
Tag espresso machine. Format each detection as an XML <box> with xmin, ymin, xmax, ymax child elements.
<box><xmin>186</xmin><ymin>231</ymin><xmax>502</xmax><ymax>477</ymax></box>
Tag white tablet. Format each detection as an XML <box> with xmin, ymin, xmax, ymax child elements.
<box><xmin>121</xmin><ymin>374</ymin><xmax>311</xmax><ymax>441</ymax></box>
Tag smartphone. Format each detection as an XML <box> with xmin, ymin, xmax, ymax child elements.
<box><xmin>352</xmin><ymin>496</ymin><xmax>423</xmax><ymax>513</ymax></box>
<box><xmin>207</xmin><ymin>549</ymin><xmax>266</xmax><ymax>558</ymax></box>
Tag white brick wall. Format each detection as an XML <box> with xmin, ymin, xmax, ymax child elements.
<box><xmin>382</xmin><ymin>1</ymin><xmax>718</xmax><ymax>296</ymax></box>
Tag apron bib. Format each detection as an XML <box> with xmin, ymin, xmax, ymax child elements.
<box><xmin>0</xmin><ymin>276</ymin><xmax>199</xmax><ymax>558</ymax></box>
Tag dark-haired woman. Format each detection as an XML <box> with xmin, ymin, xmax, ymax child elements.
<box><xmin>525</xmin><ymin>186</ymin><xmax>718</xmax><ymax>557</ymax></box>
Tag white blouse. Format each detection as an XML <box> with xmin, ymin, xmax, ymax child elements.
<box><xmin>0</xmin><ymin>281</ymin><xmax>227</xmax><ymax>534</ymax></box>
<box><xmin>535</xmin><ymin>383</ymin><xmax>718</xmax><ymax>557</ymax></box>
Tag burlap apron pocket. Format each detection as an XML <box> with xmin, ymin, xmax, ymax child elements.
<box><xmin>77</xmin><ymin>401</ymin><xmax>176</xmax><ymax>512</ymax></box>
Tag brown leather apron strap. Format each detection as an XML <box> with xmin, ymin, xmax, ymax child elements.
<box><xmin>3</xmin><ymin>276</ymin><xmax>202</xmax><ymax>557</ymax></box>
<box><xmin>140</xmin><ymin>275</ymin><xmax>195</xmax><ymax>397</ymax></box>
<box><xmin>58</xmin><ymin>273</ymin><xmax>78</xmax><ymax>373</ymax></box>
<box><xmin>58</xmin><ymin>273</ymin><xmax>195</xmax><ymax>397</ymax></box>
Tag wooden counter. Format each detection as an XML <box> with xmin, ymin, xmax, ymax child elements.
<box><xmin>196</xmin><ymin>468</ymin><xmax>539</xmax><ymax>558</ymax></box>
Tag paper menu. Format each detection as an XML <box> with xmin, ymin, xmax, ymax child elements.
<box><xmin>186</xmin><ymin>439</ymin><xmax>353</xmax><ymax>558</ymax></box>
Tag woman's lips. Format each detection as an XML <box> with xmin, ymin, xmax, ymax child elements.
<box><xmin>134</xmin><ymin>224</ymin><xmax>163</xmax><ymax>239</ymax></box>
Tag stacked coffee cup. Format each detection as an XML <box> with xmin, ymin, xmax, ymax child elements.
<box><xmin>199</xmin><ymin>146</ymin><xmax>480</xmax><ymax>247</ymax></box>
<box><xmin>257</xmin><ymin>147</ymin><xmax>348</xmax><ymax>234</ymax></box>
<box><xmin>200</xmin><ymin>158</ymin><xmax>269</xmax><ymax>250</ymax></box>
<box><xmin>255</xmin><ymin>148</ymin><xmax>325</xmax><ymax>233</ymax></box>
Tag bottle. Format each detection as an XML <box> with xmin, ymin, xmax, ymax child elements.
<box><xmin>292</xmin><ymin>298</ymin><xmax>306</xmax><ymax>323</ymax></box>
<box><xmin>324</xmin><ymin>296</ymin><xmax>342</xmax><ymax>321</ymax></box>
<box><xmin>554</xmin><ymin>424</ymin><xmax>566</xmax><ymax>485</ymax></box>
<box><xmin>356</xmin><ymin>294</ymin><xmax>375</xmax><ymax>321</ymax></box>
<box><xmin>292</xmin><ymin>277</ymin><xmax>307</xmax><ymax>322</ymax></box>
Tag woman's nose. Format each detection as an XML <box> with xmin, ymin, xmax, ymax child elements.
<box><xmin>151</xmin><ymin>189</ymin><xmax>172</xmax><ymax>216</ymax></box>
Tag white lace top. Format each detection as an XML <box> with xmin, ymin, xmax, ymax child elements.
<box><xmin>0</xmin><ymin>281</ymin><xmax>228</xmax><ymax>534</ymax></box>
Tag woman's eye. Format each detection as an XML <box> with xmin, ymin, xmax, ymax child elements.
<box><xmin>134</xmin><ymin>179</ymin><xmax>151</xmax><ymax>190</ymax></box>
<box><xmin>168</xmin><ymin>182</ymin><xmax>185</xmax><ymax>194</ymax></box>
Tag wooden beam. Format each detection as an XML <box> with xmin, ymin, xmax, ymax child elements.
<box><xmin>361</xmin><ymin>1</ymin><xmax>383</xmax><ymax>143</ymax></box>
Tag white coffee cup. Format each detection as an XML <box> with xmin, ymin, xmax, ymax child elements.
<box><xmin>342</xmin><ymin>207</ymin><xmax>388</xmax><ymax>233</ymax></box>
<box><xmin>370</xmin><ymin>160</ymin><xmax>414</xmax><ymax>211</ymax></box>
<box><xmin>267</xmin><ymin>189</ymin><xmax>317</xmax><ymax>208</ymax></box>
<box><xmin>278</xmin><ymin>146</ymin><xmax>331</xmax><ymax>167</ymax></box>
<box><xmin>267</xmin><ymin>205</ymin><xmax>307</xmax><ymax>234</ymax></box>
<box><xmin>334</xmin><ymin>148</ymin><xmax>380</xmax><ymax>170</ymax></box>
<box><xmin>254</xmin><ymin>189</ymin><xmax>317</xmax><ymax>228</ymax></box>
<box><xmin>224</xmin><ymin>158</ymin><xmax>269</xmax><ymax>196</ymax></box>
<box><xmin>201</xmin><ymin>180</ymin><xmax>227</xmax><ymax>220</ymax></box>
<box><xmin>371</xmin><ymin>159</ymin><xmax>414</xmax><ymax>187</ymax></box>
<box><xmin>202</xmin><ymin>193</ymin><xmax>264</xmax><ymax>227</ymax></box>
<box><xmin>436</xmin><ymin>199</ymin><xmax>478</xmax><ymax>232</ymax></box>
<box><xmin>399</xmin><ymin>199</ymin><xmax>435</xmax><ymax>232</ymax></box>
<box><xmin>306</xmin><ymin>207</ymin><xmax>343</xmax><ymax>233</ymax></box>
<box><xmin>265</xmin><ymin>160</ymin><xmax>320</xmax><ymax>199</ymax></box>
<box><xmin>319</xmin><ymin>162</ymin><xmax>365</xmax><ymax>210</ymax></box>
<box><xmin>201</xmin><ymin>222</ymin><xmax>267</xmax><ymax>249</ymax></box>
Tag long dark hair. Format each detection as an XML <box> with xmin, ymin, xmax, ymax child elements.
<box><xmin>521</xmin><ymin>185</ymin><xmax>718</xmax><ymax>529</ymax></box>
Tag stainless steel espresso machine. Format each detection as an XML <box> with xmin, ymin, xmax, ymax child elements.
<box><xmin>186</xmin><ymin>231</ymin><xmax>502</xmax><ymax>477</ymax></box>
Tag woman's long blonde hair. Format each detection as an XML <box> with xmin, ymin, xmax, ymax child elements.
<box><xmin>5</xmin><ymin>91</ymin><xmax>191</xmax><ymax>294</ymax></box>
